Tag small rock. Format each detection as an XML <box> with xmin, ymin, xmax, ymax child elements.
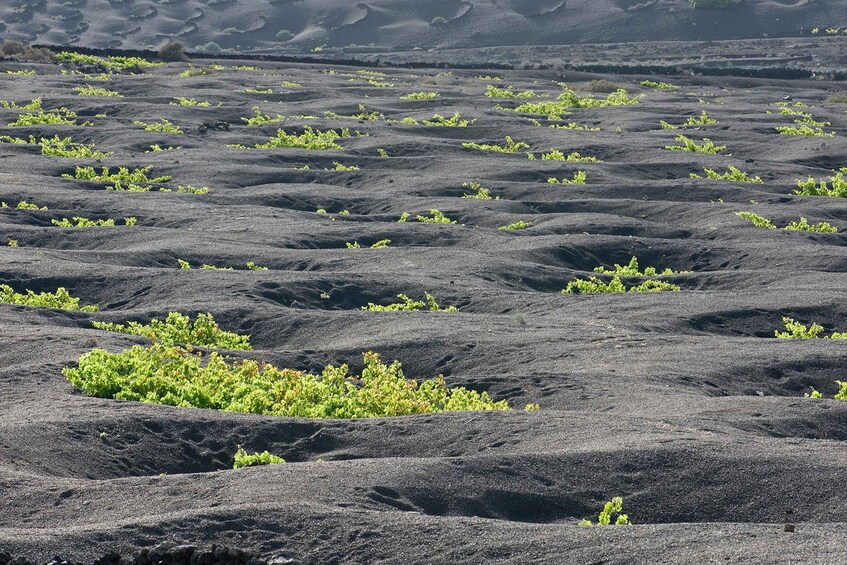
<box><xmin>784</xmin><ymin>523</ymin><xmax>796</xmax><ymax>533</ymax></box>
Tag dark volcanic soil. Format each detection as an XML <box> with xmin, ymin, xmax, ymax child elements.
<box><xmin>1</xmin><ymin>56</ymin><xmax>847</xmax><ymax>563</ymax></box>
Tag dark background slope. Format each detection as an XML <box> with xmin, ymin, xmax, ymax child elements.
<box><xmin>1</xmin><ymin>0</ymin><xmax>845</xmax><ymax>52</ymax></box>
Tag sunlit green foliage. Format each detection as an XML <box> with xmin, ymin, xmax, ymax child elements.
<box><xmin>499</xmin><ymin>220</ymin><xmax>530</xmax><ymax>231</ymax></box>
<box><xmin>691</xmin><ymin>166</ymin><xmax>762</xmax><ymax>183</ymax></box>
<box><xmin>346</xmin><ymin>239</ymin><xmax>391</xmax><ymax>249</ymax></box>
<box><xmin>255</xmin><ymin>127</ymin><xmax>349</xmax><ymax>150</ymax></box>
<box><xmin>233</xmin><ymin>447</ymin><xmax>285</xmax><ymax>469</ymax></box>
<box><xmin>8</xmin><ymin>109</ymin><xmax>82</xmax><ymax>127</ymax></box>
<box><xmin>776</xmin><ymin>125</ymin><xmax>835</xmax><ymax>137</ymax></box>
<box><xmin>133</xmin><ymin>119</ymin><xmax>183</xmax><ymax>134</ymax></box>
<box><xmin>63</xmin><ymin>347</ymin><xmax>510</xmax><ymax>418</ymax></box>
<box><xmin>462</xmin><ymin>181</ymin><xmax>499</xmax><ymax>200</ymax></box>
<box><xmin>485</xmin><ymin>85</ymin><xmax>537</xmax><ymax>98</ymax></box>
<box><xmin>641</xmin><ymin>80</ymin><xmax>679</xmax><ymax>90</ymax></box>
<box><xmin>363</xmin><ymin>293</ymin><xmax>458</xmax><ymax>312</ymax></box>
<box><xmin>463</xmin><ymin>137</ymin><xmax>529</xmax><ymax>153</ymax></box>
<box><xmin>737</xmin><ymin>212</ymin><xmax>838</xmax><ymax>232</ymax></box>
<box><xmin>171</xmin><ymin>97</ymin><xmax>211</xmax><ymax>107</ymax></box>
<box><xmin>593</xmin><ymin>257</ymin><xmax>683</xmax><ymax>276</ymax></box>
<box><xmin>510</xmin><ymin>88</ymin><xmax>639</xmax><ymax>116</ymax></box>
<box><xmin>795</xmin><ymin>169</ymin><xmax>847</xmax><ymax>197</ymax></box>
<box><xmin>549</xmin><ymin>122</ymin><xmax>600</xmax><ymax>131</ymax></box>
<box><xmin>775</xmin><ymin>317</ymin><xmax>826</xmax><ymax>339</ymax></box>
<box><xmin>74</xmin><ymin>85</ymin><xmax>122</xmax><ymax>97</ymax></box>
<box><xmin>563</xmin><ymin>276</ymin><xmax>680</xmax><ymax>294</ymax></box>
<box><xmin>531</xmin><ymin>150</ymin><xmax>599</xmax><ymax>162</ymax></box>
<box><xmin>424</xmin><ymin>113</ymin><xmax>473</xmax><ymax>127</ymax></box>
<box><xmin>0</xmin><ymin>98</ymin><xmax>42</xmax><ymax>111</ymax></box>
<box><xmin>548</xmin><ymin>171</ymin><xmax>587</xmax><ymax>184</ymax></box>
<box><xmin>784</xmin><ymin>217</ymin><xmax>838</xmax><ymax>233</ymax></box>
<box><xmin>241</xmin><ymin>107</ymin><xmax>286</xmax><ymax>126</ymax></box>
<box><xmin>52</xmin><ymin>216</ymin><xmax>136</xmax><ymax>227</ymax></box>
<box><xmin>401</xmin><ymin>92</ymin><xmax>439</xmax><ymax>100</ymax></box>
<box><xmin>56</xmin><ymin>51</ymin><xmax>162</xmax><ymax>69</ymax></box>
<box><xmin>93</xmin><ymin>312</ymin><xmax>251</xmax><ymax>350</ymax></box>
<box><xmin>38</xmin><ymin>136</ymin><xmax>111</xmax><ymax>158</ymax></box>
<box><xmin>664</xmin><ymin>135</ymin><xmax>726</xmax><ymax>153</ymax></box>
<box><xmin>417</xmin><ymin>209</ymin><xmax>456</xmax><ymax>224</ymax></box>
<box><xmin>579</xmin><ymin>497</ymin><xmax>631</xmax><ymax>526</ymax></box>
<box><xmin>0</xmin><ymin>285</ymin><xmax>98</xmax><ymax>312</ymax></box>
<box><xmin>736</xmin><ymin>211</ymin><xmax>776</xmax><ymax>229</ymax></box>
<box><xmin>63</xmin><ymin>166</ymin><xmax>171</xmax><ymax>188</ymax></box>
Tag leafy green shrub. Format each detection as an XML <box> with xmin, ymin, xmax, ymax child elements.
<box><xmin>776</xmin><ymin>125</ymin><xmax>835</xmax><ymax>137</ymax></box>
<box><xmin>330</xmin><ymin>162</ymin><xmax>359</xmax><ymax>171</ymax></box>
<box><xmin>423</xmin><ymin>113</ymin><xmax>473</xmax><ymax>127</ymax></box>
<box><xmin>133</xmin><ymin>119</ymin><xmax>183</xmax><ymax>134</ymax></box>
<box><xmin>738</xmin><ymin>212</ymin><xmax>838</xmax><ymax>232</ymax></box>
<box><xmin>325</xmin><ymin>105</ymin><xmax>383</xmax><ymax>121</ymax></box>
<box><xmin>691</xmin><ymin>166</ymin><xmax>762</xmax><ymax>183</ymax></box>
<box><xmin>548</xmin><ymin>171</ymin><xmax>587</xmax><ymax>184</ymax></box>
<box><xmin>510</xmin><ymin>88</ymin><xmax>639</xmax><ymax>116</ymax></box>
<box><xmin>38</xmin><ymin>136</ymin><xmax>111</xmax><ymax>158</ymax></box>
<box><xmin>736</xmin><ymin>211</ymin><xmax>776</xmax><ymax>229</ymax></box>
<box><xmin>549</xmin><ymin>122</ymin><xmax>600</xmax><ymax>131</ymax></box>
<box><xmin>485</xmin><ymin>85</ymin><xmax>537</xmax><ymax>98</ymax></box>
<box><xmin>530</xmin><ymin>150</ymin><xmax>599</xmax><ymax>163</ymax></box>
<box><xmin>563</xmin><ymin>276</ymin><xmax>680</xmax><ymax>294</ymax></box>
<box><xmin>63</xmin><ymin>347</ymin><xmax>509</xmax><ymax>418</ymax></box>
<box><xmin>593</xmin><ymin>257</ymin><xmax>683</xmax><ymax>276</ymax></box>
<box><xmin>233</xmin><ymin>447</ymin><xmax>285</xmax><ymax>469</ymax></box>
<box><xmin>579</xmin><ymin>497</ymin><xmax>630</xmax><ymax>526</ymax></box>
<box><xmin>363</xmin><ymin>293</ymin><xmax>458</xmax><ymax>312</ymax></box>
<box><xmin>63</xmin><ymin>165</ymin><xmax>171</xmax><ymax>186</ymax></box>
<box><xmin>641</xmin><ymin>80</ymin><xmax>678</xmax><ymax>90</ymax></box>
<box><xmin>93</xmin><ymin>312</ymin><xmax>251</xmax><ymax>350</ymax></box>
<box><xmin>401</xmin><ymin>92</ymin><xmax>439</xmax><ymax>100</ymax></box>
<box><xmin>346</xmin><ymin>239</ymin><xmax>391</xmax><ymax>249</ymax></box>
<box><xmin>74</xmin><ymin>85</ymin><xmax>122</xmax><ymax>97</ymax></box>
<box><xmin>171</xmin><ymin>97</ymin><xmax>211</xmax><ymax>107</ymax></box>
<box><xmin>256</xmin><ymin>127</ymin><xmax>349</xmax><ymax>150</ymax></box>
<box><xmin>775</xmin><ymin>317</ymin><xmax>826</xmax><ymax>339</ymax></box>
<box><xmin>180</xmin><ymin>66</ymin><xmax>211</xmax><ymax>78</ymax></box>
<box><xmin>785</xmin><ymin>217</ymin><xmax>838</xmax><ymax>233</ymax></box>
<box><xmin>0</xmin><ymin>284</ymin><xmax>98</xmax><ymax>312</ymax></box>
<box><xmin>0</xmin><ymin>98</ymin><xmax>42</xmax><ymax>110</ymax></box>
<box><xmin>241</xmin><ymin>107</ymin><xmax>286</xmax><ymax>126</ymax></box>
<box><xmin>177</xmin><ymin>259</ymin><xmax>268</xmax><ymax>270</ymax></box>
<box><xmin>499</xmin><ymin>220</ymin><xmax>530</xmax><ymax>231</ymax></box>
<box><xmin>52</xmin><ymin>216</ymin><xmax>136</xmax><ymax>228</ymax></box>
<box><xmin>463</xmin><ymin>137</ymin><xmax>529</xmax><ymax>153</ymax></box>
<box><xmin>685</xmin><ymin>111</ymin><xmax>718</xmax><ymax>126</ymax></box>
<box><xmin>8</xmin><ymin>110</ymin><xmax>81</xmax><ymax>127</ymax></box>
<box><xmin>56</xmin><ymin>51</ymin><xmax>162</xmax><ymax>70</ymax></box>
<box><xmin>0</xmin><ymin>135</ymin><xmax>112</xmax><ymax>158</ymax></box>
<box><xmin>664</xmin><ymin>135</ymin><xmax>726</xmax><ymax>154</ymax></box>
<box><xmin>795</xmin><ymin>169</ymin><xmax>847</xmax><ymax>197</ymax></box>
<box><xmin>462</xmin><ymin>181</ymin><xmax>499</xmax><ymax>200</ymax></box>
<box><xmin>417</xmin><ymin>209</ymin><xmax>456</xmax><ymax>224</ymax></box>
<box><xmin>13</xmin><ymin>200</ymin><xmax>47</xmax><ymax>211</ymax></box>
<box><xmin>805</xmin><ymin>382</ymin><xmax>847</xmax><ymax>400</ymax></box>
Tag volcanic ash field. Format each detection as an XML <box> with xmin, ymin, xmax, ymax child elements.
<box><xmin>1</xmin><ymin>53</ymin><xmax>847</xmax><ymax>563</ymax></box>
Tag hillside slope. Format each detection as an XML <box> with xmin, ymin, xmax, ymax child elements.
<box><xmin>1</xmin><ymin>0</ymin><xmax>844</xmax><ymax>52</ymax></box>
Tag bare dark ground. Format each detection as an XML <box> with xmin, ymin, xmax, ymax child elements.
<box><xmin>1</xmin><ymin>55</ymin><xmax>847</xmax><ymax>563</ymax></box>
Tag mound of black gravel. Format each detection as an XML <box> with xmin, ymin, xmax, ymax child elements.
<box><xmin>0</xmin><ymin>544</ymin><xmax>298</xmax><ymax>565</ymax></box>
